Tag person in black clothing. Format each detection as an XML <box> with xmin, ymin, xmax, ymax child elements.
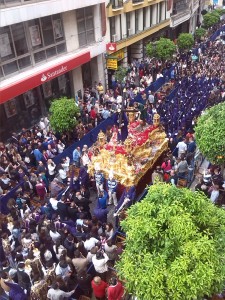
<box><xmin>57</xmin><ymin>197</ymin><xmax>69</xmax><ymax>221</ymax></box>
<box><xmin>76</xmin><ymin>270</ymin><xmax>92</xmax><ymax>297</ymax></box>
<box><xmin>80</xmin><ymin>185</ymin><xmax>90</xmax><ymax>200</ymax></box>
<box><xmin>63</xmin><ymin>235</ymin><xmax>75</xmax><ymax>259</ymax></box>
<box><xmin>67</xmin><ymin>202</ymin><xmax>78</xmax><ymax>222</ymax></box>
<box><xmin>17</xmin><ymin>262</ymin><xmax>31</xmax><ymax>296</ymax></box>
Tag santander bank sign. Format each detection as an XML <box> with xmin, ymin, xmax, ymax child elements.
<box><xmin>41</xmin><ymin>65</ymin><xmax>68</xmax><ymax>82</ymax></box>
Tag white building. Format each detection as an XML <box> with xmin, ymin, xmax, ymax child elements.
<box><xmin>0</xmin><ymin>0</ymin><xmax>107</xmax><ymax>140</ymax></box>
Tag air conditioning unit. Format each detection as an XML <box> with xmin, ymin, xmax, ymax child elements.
<box><xmin>112</xmin><ymin>34</ymin><xmax>118</xmax><ymax>42</ymax></box>
<box><xmin>128</xmin><ymin>28</ymin><xmax>133</xmax><ymax>36</ymax></box>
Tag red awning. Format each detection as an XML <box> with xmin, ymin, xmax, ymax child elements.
<box><xmin>0</xmin><ymin>51</ymin><xmax>91</xmax><ymax>104</ymax></box>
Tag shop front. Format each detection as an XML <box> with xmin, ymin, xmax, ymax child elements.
<box><xmin>0</xmin><ymin>51</ymin><xmax>91</xmax><ymax>141</ymax></box>
<box><xmin>106</xmin><ymin>48</ymin><xmax>125</xmax><ymax>89</ymax></box>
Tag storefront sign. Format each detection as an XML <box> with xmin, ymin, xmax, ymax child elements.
<box><xmin>108</xmin><ymin>49</ymin><xmax>124</xmax><ymax>61</ymax></box>
<box><xmin>0</xmin><ymin>51</ymin><xmax>91</xmax><ymax>104</ymax></box>
<box><xmin>107</xmin><ymin>58</ymin><xmax>118</xmax><ymax>70</ymax></box>
<box><xmin>106</xmin><ymin>42</ymin><xmax>117</xmax><ymax>52</ymax></box>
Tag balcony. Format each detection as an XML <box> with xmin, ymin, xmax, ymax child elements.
<box><xmin>132</xmin><ymin>0</ymin><xmax>144</xmax><ymax>4</ymax></box>
<box><xmin>111</xmin><ymin>0</ymin><xmax>123</xmax><ymax>10</ymax></box>
<box><xmin>193</xmin><ymin>0</ymin><xmax>199</xmax><ymax>13</ymax></box>
<box><xmin>170</xmin><ymin>9</ymin><xmax>191</xmax><ymax>27</ymax></box>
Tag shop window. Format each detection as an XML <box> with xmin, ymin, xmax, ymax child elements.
<box><xmin>11</xmin><ymin>23</ymin><xmax>28</xmax><ymax>56</ymax></box>
<box><xmin>77</xmin><ymin>7</ymin><xmax>95</xmax><ymax>47</ymax></box>
<box><xmin>0</xmin><ymin>26</ymin><xmax>15</xmax><ymax>62</ymax></box>
<box><xmin>3</xmin><ymin>61</ymin><xmax>18</xmax><ymax>75</ymax></box>
<box><xmin>41</xmin><ymin>16</ymin><xmax>55</xmax><ymax>46</ymax></box>
<box><xmin>1</xmin><ymin>14</ymin><xmax>66</xmax><ymax>78</ymax></box>
<box><xmin>18</xmin><ymin>56</ymin><xmax>31</xmax><ymax>69</ymax></box>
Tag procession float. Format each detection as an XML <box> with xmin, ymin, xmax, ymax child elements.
<box><xmin>88</xmin><ymin>112</ymin><xmax>168</xmax><ymax>189</ymax></box>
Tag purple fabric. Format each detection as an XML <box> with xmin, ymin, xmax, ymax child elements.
<box><xmin>4</xmin><ymin>281</ymin><xmax>28</xmax><ymax>300</ymax></box>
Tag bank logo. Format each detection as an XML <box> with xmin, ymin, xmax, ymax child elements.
<box><xmin>41</xmin><ymin>74</ymin><xmax>47</xmax><ymax>82</ymax></box>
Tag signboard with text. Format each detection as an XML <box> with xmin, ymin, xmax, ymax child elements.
<box><xmin>106</xmin><ymin>58</ymin><xmax>118</xmax><ymax>70</ymax></box>
<box><xmin>0</xmin><ymin>52</ymin><xmax>91</xmax><ymax>104</ymax></box>
<box><xmin>108</xmin><ymin>49</ymin><xmax>124</xmax><ymax>61</ymax></box>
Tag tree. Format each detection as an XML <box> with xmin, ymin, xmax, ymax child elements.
<box><xmin>49</xmin><ymin>97</ymin><xmax>80</xmax><ymax>133</ymax></box>
<box><xmin>114</xmin><ymin>66</ymin><xmax>127</xmax><ymax>83</ymax></box>
<box><xmin>146</xmin><ymin>38</ymin><xmax>176</xmax><ymax>61</ymax></box>
<box><xmin>195</xmin><ymin>27</ymin><xmax>207</xmax><ymax>39</ymax></box>
<box><xmin>116</xmin><ymin>183</ymin><xmax>225</xmax><ymax>300</ymax></box>
<box><xmin>195</xmin><ymin>102</ymin><xmax>225</xmax><ymax>165</ymax></box>
<box><xmin>203</xmin><ymin>12</ymin><xmax>220</xmax><ymax>28</ymax></box>
<box><xmin>177</xmin><ymin>33</ymin><xmax>194</xmax><ymax>51</ymax></box>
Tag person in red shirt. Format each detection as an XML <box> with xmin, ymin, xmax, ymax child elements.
<box><xmin>91</xmin><ymin>276</ymin><xmax>108</xmax><ymax>300</ymax></box>
<box><xmin>107</xmin><ymin>277</ymin><xmax>124</xmax><ymax>300</ymax></box>
<box><xmin>90</xmin><ymin>106</ymin><xmax>97</xmax><ymax>120</ymax></box>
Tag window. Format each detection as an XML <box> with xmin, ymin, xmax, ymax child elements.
<box><xmin>150</xmin><ymin>6</ymin><xmax>152</xmax><ymax>27</ymax></box>
<box><xmin>135</xmin><ymin>10</ymin><xmax>139</xmax><ymax>33</ymax></box>
<box><xmin>77</xmin><ymin>7</ymin><xmax>95</xmax><ymax>47</ymax></box>
<box><xmin>0</xmin><ymin>14</ymin><xmax>66</xmax><ymax>78</ymax></box>
<box><xmin>110</xmin><ymin>17</ymin><xmax>116</xmax><ymax>41</ymax></box>
<box><xmin>126</xmin><ymin>12</ymin><xmax>131</xmax><ymax>36</ymax></box>
<box><xmin>11</xmin><ymin>23</ymin><xmax>28</xmax><ymax>56</ymax></box>
<box><xmin>159</xmin><ymin>2</ymin><xmax>162</xmax><ymax>22</ymax></box>
<box><xmin>143</xmin><ymin>7</ymin><xmax>147</xmax><ymax>29</ymax></box>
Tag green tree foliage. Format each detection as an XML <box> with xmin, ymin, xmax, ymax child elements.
<box><xmin>203</xmin><ymin>12</ymin><xmax>220</xmax><ymax>28</ymax></box>
<box><xmin>146</xmin><ymin>38</ymin><xmax>176</xmax><ymax>61</ymax></box>
<box><xmin>177</xmin><ymin>33</ymin><xmax>194</xmax><ymax>51</ymax></box>
<box><xmin>195</xmin><ymin>102</ymin><xmax>225</xmax><ymax>165</ymax></box>
<box><xmin>114</xmin><ymin>66</ymin><xmax>127</xmax><ymax>83</ymax></box>
<box><xmin>215</xmin><ymin>8</ymin><xmax>225</xmax><ymax>16</ymax></box>
<box><xmin>195</xmin><ymin>27</ymin><xmax>207</xmax><ymax>39</ymax></box>
<box><xmin>117</xmin><ymin>183</ymin><xmax>225</xmax><ymax>300</ymax></box>
<box><xmin>49</xmin><ymin>97</ymin><xmax>80</xmax><ymax>133</ymax></box>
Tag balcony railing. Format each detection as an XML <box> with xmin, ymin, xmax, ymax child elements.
<box><xmin>0</xmin><ymin>0</ymin><xmax>49</xmax><ymax>8</ymax></box>
<box><xmin>111</xmin><ymin>0</ymin><xmax>123</xmax><ymax>9</ymax></box>
<box><xmin>132</xmin><ymin>0</ymin><xmax>144</xmax><ymax>4</ymax></box>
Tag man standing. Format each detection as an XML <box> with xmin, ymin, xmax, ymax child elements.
<box><xmin>107</xmin><ymin>277</ymin><xmax>124</xmax><ymax>300</ymax></box>
<box><xmin>107</xmin><ymin>172</ymin><xmax>118</xmax><ymax>206</ymax></box>
<box><xmin>95</xmin><ymin>169</ymin><xmax>105</xmax><ymax>194</ymax></box>
<box><xmin>176</xmin><ymin>138</ymin><xmax>187</xmax><ymax>158</ymax></box>
<box><xmin>73</xmin><ymin>147</ymin><xmax>81</xmax><ymax>167</ymax></box>
<box><xmin>147</xmin><ymin>90</ymin><xmax>155</xmax><ymax>105</ymax></box>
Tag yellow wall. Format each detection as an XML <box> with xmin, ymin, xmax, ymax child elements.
<box><xmin>107</xmin><ymin>0</ymin><xmax>165</xmax><ymax>17</ymax></box>
<box><xmin>115</xmin><ymin>19</ymin><xmax>170</xmax><ymax>51</ymax></box>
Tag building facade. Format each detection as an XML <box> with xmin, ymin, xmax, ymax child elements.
<box><xmin>106</xmin><ymin>0</ymin><xmax>171</xmax><ymax>87</ymax></box>
<box><xmin>0</xmin><ymin>0</ymin><xmax>204</xmax><ymax>141</ymax></box>
<box><xmin>0</xmin><ymin>0</ymin><xmax>107</xmax><ymax>140</ymax></box>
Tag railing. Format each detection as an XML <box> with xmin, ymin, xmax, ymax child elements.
<box><xmin>112</xmin><ymin>0</ymin><xmax>123</xmax><ymax>9</ymax></box>
<box><xmin>132</xmin><ymin>0</ymin><xmax>144</xmax><ymax>4</ymax></box>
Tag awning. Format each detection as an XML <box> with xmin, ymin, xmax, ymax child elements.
<box><xmin>0</xmin><ymin>51</ymin><xmax>91</xmax><ymax>104</ymax></box>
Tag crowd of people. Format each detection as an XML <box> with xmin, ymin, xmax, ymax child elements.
<box><xmin>0</xmin><ymin>20</ymin><xmax>224</xmax><ymax>299</ymax></box>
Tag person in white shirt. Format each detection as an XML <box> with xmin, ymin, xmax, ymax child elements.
<box><xmin>210</xmin><ymin>185</ymin><xmax>220</xmax><ymax>203</ymax></box>
<box><xmin>57</xmin><ymin>141</ymin><xmax>65</xmax><ymax>154</ymax></box>
<box><xmin>50</xmin><ymin>197</ymin><xmax>58</xmax><ymax>211</ymax></box>
<box><xmin>49</xmin><ymin>226</ymin><xmax>61</xmax><ymax>244</ymax></box>
<box><xmin>92</xmin><ymin>251</ymin><xmax>109</xmax><ymax>279</ymax></box>
<box><xmin>84</xmin><ymin>234</ymin><xmax>99</xmax><ymax>251</ymax></box>
<box><xmin>61</xmin><ymin>157</ymin><xmax>70</xmax><ymax>172</ymax></box>
<box><xmin>47</xmin><ymin>282</ymin><xmax>75</xmax><ymax>300</ymax></box>
<box><xmin>47</xmin><ymin>159</ymin><xmax>56</xmax><ymax>181</ymax></box>
<box><xmin>176</xmin><ymin>138</ymin><xmax>187</xmax><ymax>158</ymax></box>
<box><xmin>55</xmin><ymin>261</ymin><xmax>71</xmax><ymax>280</ymax></box>
<box><xmin>81</xmin><ymin>151</ymin><xmax>90</xmax><ymax>168</ymax></box>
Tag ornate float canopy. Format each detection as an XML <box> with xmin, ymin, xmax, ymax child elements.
<box><xmin>88</xmin><ymin>115</ymin><xmax>168</xmax><ymax>187</ymax></box>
